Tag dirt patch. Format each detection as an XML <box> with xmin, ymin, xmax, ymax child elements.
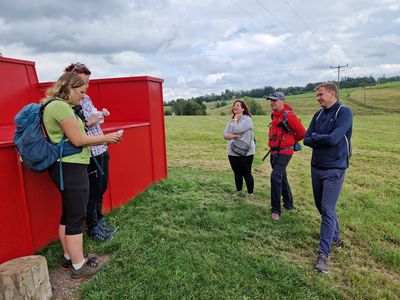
<box><xmin>49</xmin><ymin>255</ymin><xmax>110</xmax><ymax>300</ymax></box>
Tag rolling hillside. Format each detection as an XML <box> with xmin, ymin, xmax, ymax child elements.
<box><xmin>205</xmin><ymin>82</ymin><xmax>400</xmax><ymax>116</ymax></box>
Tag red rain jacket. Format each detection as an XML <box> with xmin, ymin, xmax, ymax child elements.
<box><xmin>268</xmin><ymin>104</ymin><xmax>306</xmax><ymax>155</ymax></box>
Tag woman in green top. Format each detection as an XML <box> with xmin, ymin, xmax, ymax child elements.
<box><xmin>43</xmin><ymin>72</ymin><xmax>122</xmax><ymax>279</ymax></box>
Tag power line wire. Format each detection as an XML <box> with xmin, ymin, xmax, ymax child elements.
<box><xmin>254</xmin><ymin>0</ymin><xmax>316</xmax><ymax>50</ymax></box>
<box><xmin>232</xmin><ymin>0</ymin><xmax>323</xmax><ymax>51</ymax></box>
<box><xmin>283</xmin><ymin>0</ymin><xmax>333</xmax><ymax>49</ymax></box>
<box><xmin>230</xmin><ymin>0</ymin><xmax>273</xmax><ymax>33</ymax></box>
<box><xmin>254</xmin><ymin>0</ymin><xmax>292</xmax><ymax>34</ymax></box>
<box><xmin>230</xmin><ymin>0</ymin><xmax>341</xmax><ymax>78</ymax></box>
<box><xmin>283</xmin><ymin>0</ymin><xmax>315</xmax><ymax>34</ymax></box>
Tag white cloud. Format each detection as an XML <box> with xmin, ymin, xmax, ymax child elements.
<box><xmin>370</xmin><ymin>34</ymin><xmax>400</xmax><ymax>46</ymax></box>
<box><xmin>204</xmin><ymin>73</ymin><xmax>227</xmax><ymax>85</ymax></box>
<box><xmin>0</xmin><ymin>0</ymin><xmax>399</xmax><ymax>101</ymax></box>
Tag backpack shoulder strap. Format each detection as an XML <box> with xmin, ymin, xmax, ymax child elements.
<box><xmin>40</xmin><ymin>99</ymin><xmax>68</xmax><ymax>144</ymax></box>
<box><xmin>283</xmin><ymin>110</ymin><xmax>292</xmax><ymax>122</ymax></box>
<box><xmin>335</xmin><ymin>105</ymin><xmax>351</xmax><ymax>159</ymax></box>
<box><xmin>283</xmin><ymin>110</ymin><xmax>297</xmax><ymax>138</ymax></box>
<box><xmin>41</xmin><ymin>99</ymin><xmax>56</xmax><ymax>143</ymax></box>
<box><xmin>315</xmin><ymin>108</ymin><xmax>323</xmax><ymax>122</ymax></box>
<box><xmin>315</xmin><ymin>104</ymin><xmax>344</xmax><ymax>122</ymax></box>
<box><xmin>335</xmin><ymin>105</ymin><xmax>345</xmax><ymax>120</ymax></box>
<box><xmin>40</xmin><ymin>98</ymin><xmax>59</xmax><ymax>122</ymax></box>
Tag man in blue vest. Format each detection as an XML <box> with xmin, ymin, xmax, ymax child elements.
<box><xmin>304</xmin><ymin>82</ymin><xmax>352</xmax><ymax>273</ymax></box>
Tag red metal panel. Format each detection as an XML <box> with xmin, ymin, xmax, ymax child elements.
<box><xmin>106</xmin><ymin>125</ymin><xmax>154</xmax><ymax>209</ymax></box>
<box><xmin>90</xmin><ymin>80</ymin><xmax>150</xmax><ymax>123</ymax></box>
<box><xmin>0</xmin><ymin>125</ymin><xmax>15</xmax><ymax>147</ymax></box>
<box><xmin>0</xmin><ymin>57</ymin><xmax>39</xmax><ymax>126</ymax></box>
<box><xmin>0</xmin><ymin>148</ymin><xmax>34</xmax><ymax>263</ymax></box>
<box><xmin>22</xmin><ymin>169</ymin><xmax>61</xmax><ymax>251</ymax></box>
<box><xmin>102</xmin><ymin>188</ymin><xmax>112</xmax><ymax>214</ymax></box>
<box><xmin>147</xmin><ymin>81</ymin><xmax>168</xmax><ymax>181</ymax></box>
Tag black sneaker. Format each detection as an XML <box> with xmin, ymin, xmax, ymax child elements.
<box><xmin>98</xmin><ymin>219</ymin><xmax>117</xmax><ymax>235</ymax></box>
<box><xmin>89</xmin><ymin>227</ymin><xmax>113</xmax><ymax>242</ymax></box>
<box><xmin>315</xmin><ymin>252</ymin><xmax>329</xmax><ymax>273</ymax></box>
<box><xmin>61</xmin><ymin>256</ymin><xmax>72</xmax><ymax>269</ymax></box>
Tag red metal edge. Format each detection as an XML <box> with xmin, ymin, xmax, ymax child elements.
<box><xmin>0</xmin><ymin>56</ymin><xmax>35</xmax><ymax>65</ymax></box>
<box><xmin>38</xmin><ymin>76</ymin><xmax>164</xmax><ymax>87</ymax></box>
<box><xmin>15</xmin><ymin>151</ymin><xmax>35</xmax><ymax>254</ymax></box>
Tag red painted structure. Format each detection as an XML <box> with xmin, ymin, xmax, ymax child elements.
<box><xmin>0</xmin><ymin>56</ymin><xmax>167</xmax><ymax>264</ymax></box>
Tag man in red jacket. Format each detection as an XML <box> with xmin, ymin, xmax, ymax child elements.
<box><xmin>267</xmin><ymin>92</ymin><xmax>306</xmax><ymax>221</ymax></box>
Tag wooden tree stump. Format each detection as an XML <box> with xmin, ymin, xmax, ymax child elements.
<box><xmin>0</xmin><ymin>255</ymin><xmax>52</xmax><ymax>300</ymax></box>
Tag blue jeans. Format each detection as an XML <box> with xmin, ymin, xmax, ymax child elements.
<box><xmin>311</xmin><ymin>167</ymin><xmax>346</xmax><ymax>256</ymax></box>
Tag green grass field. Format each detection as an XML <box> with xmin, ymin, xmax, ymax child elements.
<box><xmin>41</xmin><ymin>86</ymin><xmax>400</xmax><ymax>299</ymax></box>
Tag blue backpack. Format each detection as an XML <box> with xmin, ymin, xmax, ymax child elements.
<box><xmin>14</xmin><ymin>99</ymin><xmax>82</xmax><ymax>189</ymax></box>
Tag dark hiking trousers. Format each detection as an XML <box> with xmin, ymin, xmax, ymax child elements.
<box><xmin>228</xmin><ymin>155</ymin><xmax>254</xmax><ymax>194</ymax></box>
<box><xmin>270</xmin><ymin>154</ymin><xmax>293</xmax><ymax>215</ymax></box>
<box><xmin>86</xmin><ymin>151</ymin><xmax>110</xmax><ymax>231</ymax></box>
<box><xmin>311</xmin><ymin>167</ymin><xmax>345</xmax><ymax>257</ymax></box>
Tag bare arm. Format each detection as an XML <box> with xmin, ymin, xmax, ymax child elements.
<box><xmin>60</xmin><ymin>118</ymin><xmax>121</xmax><ymax>146</ymax></box>
<box><xmin>223</xmin><ymin>119</ymin><xmax>242</xmax><ymax>140</ymax></box>
<box><xmin>85</xmin><ymin>114</ymin><xmax>102</xmax><ymax>127</ymax></box>
<box><xmin>225</xmin><ymin>133</ymin><xmax>242</xmax><ymax>139</ymax></box>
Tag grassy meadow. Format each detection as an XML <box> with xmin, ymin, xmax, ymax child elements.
<box><xmin>41</xmin><ymin>84</ymin><xmax>399</xmax><ymax>299</ymax></box>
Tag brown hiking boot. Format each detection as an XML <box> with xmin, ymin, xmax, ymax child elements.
<box><xmin>70</xmin><ymin>255</ymin><xmax>102</xmax><ymax>279</ymax></box>
<box><xmin>315</xmin><ymin>252</ymin><xmax>329</xmax><ymax>273</ymax></box>
<box><xmin>61</xmin><ymin>253</ymin><xmax>97</xmax><ymax>269</ymax></box>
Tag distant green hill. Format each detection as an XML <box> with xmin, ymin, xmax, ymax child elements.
<box><xmin>206</xmin><ymin>82</ymin><xmax>400</xmax><ymax>116</ymax></box>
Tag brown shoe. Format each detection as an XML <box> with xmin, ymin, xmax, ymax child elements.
<box><xmin>315</xmin><ymin>252</ymin><xmax>329</xmax><ymax>273</ymax></box>
<box><xmin>61</xmin><ymin>253</ymin><xmax>96</xmax><ymax>269</ymax></box>
<box><xmin>271</xmin><ymin>213</ymin><xmax>280</xmax><ymax>221</ymax></box>
<box><xmin>71</xmin><ymin>256</ymin><xmax>102</xmax><ymax>279</ymax></box>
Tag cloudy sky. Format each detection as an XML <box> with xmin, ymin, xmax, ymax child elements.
<box><xmin>1</xmin><ymin>0</ymin><xmax>399</xmax><ymax>101</ymax></box>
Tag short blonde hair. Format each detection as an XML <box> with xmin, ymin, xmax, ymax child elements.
<box><xmin>315</xmin><ymin>82</ymin><xmax>338</xmax><ymax>97</ymax></box>
<box><xmin>44</xmin><ymin>72</ymin><xmax>85</xmax><ymax>104</ymax></box>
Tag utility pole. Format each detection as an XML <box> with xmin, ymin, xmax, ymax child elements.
<box><xmin>363</xmin><ymin>84</ymin><xmax>366</xmax><ymax>104</ymax></box>
<box><xmin>330</xmin><ymin>64</ymin><xmax>348</xmax><ymax>100</ymax></box>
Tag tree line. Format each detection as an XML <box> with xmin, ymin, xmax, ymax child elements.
<box><xmin>165</xmin><ymin>75</ymin><xmax>400</xmax><ymax>115</ymax></box>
